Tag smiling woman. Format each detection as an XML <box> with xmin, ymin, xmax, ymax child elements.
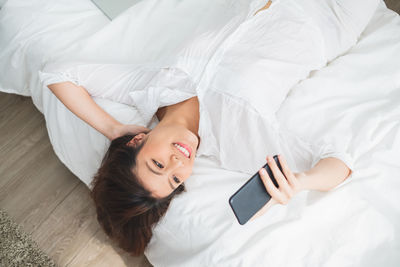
<box><xmin>128</xmin><ymin>96</ymin><xmax>200</xmax><ymax>198</ymax></box>
<box><xmin>89</xmin><ymin>96</ymin><xmax>200</xmax><ymax>255</ymax></box>
<box><xmin>45</xmin><ymin>80</ymin><xmax>203</xmax><ymax>255</ymax></box>
<box><xmin>91</xmin><ymin>134</ymin><xmax>186</xmax><ymax>256</ymax></box>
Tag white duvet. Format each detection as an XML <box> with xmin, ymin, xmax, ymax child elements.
<box><xmin>1</xmin><ymin>0</ymin><xmax>399</xmax><ymax>266</ymax></box>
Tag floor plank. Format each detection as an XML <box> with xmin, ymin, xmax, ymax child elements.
<box><xmin>0</xmin><ymin>112</ymin><xmax>47</xmax><ymax>192</ymax></box>
<box><xmin>0</xmin><ymin>94</ymin><xmax>39</xmax><ymax>150</ymax></box>
<box><xmin>31</xmin><ymin>183</ymin><xmax>101</xmax><ymax>266</ymax></box>
<box><xmin>0</xmin><ymin>141</ymin><xmax>79</xmax><ymax>235</ymax></box>
<box><xmin>67</xmin><ymin>227</ymin><xmax>151</xmax><ymax>267</ymax></box>
<box><xmin>385</xmin><ymin>0</ymin><xmax>400</xmax><ymax>14</ymax></box>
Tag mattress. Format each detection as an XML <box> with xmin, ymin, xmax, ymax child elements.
<box><xmin>0</xmin><ymin>0</ymin><xmax>399</xmax><ymax>266</ymax></box>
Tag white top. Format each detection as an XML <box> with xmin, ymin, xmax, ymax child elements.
<box><xmin>39</xmin><ymin>0</ymin><xmax>355</xmax><ymax>182</ymax></box>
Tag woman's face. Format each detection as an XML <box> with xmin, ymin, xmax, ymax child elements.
<box><xmin>130</xmin><ymin>123</ymin><xmax>199</xmax><ymax>198</ymax></box>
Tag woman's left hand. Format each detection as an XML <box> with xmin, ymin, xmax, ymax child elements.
<box><xmin>250</xmin><ymin>155</ymin><xmax>305</xmax><ymax>220</ymax></box>
<box><xmin>260</xmin><ymin>155</ymin><xmax>303</xmax><ymax>205</ymax></box>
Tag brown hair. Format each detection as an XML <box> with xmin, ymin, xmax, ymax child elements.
<box><xmin>90</xmin><ymin>134</ymin><xmax>185</xmax><ymax>256</ymax></box>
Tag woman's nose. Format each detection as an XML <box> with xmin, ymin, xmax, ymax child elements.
<box><xmin>171</xmin><ymin>155</ymin><xmax>183</xmax><ymax>168</ymax></box>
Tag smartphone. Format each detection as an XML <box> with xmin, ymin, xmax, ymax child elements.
<box><xmin>229</xmin><ymin>155</ymin><xmax>284</xmax><ymax>225</ymax></box>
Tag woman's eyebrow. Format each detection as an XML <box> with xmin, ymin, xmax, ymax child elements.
<box><xmin>145</xmin><ymin>161</ymin><xmax>175</xmax><ymax>190</ymax></box>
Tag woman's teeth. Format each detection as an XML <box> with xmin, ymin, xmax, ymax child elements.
<box><xmin>174</xmin><ymin>143</ymin><xmax>190</xmax><ymax>158</ymax></box>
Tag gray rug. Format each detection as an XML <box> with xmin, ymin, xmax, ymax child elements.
<box><xmin>0</xmin><ymin>209</ymin><xmax>56</xmax><ymax>267</ymax></box>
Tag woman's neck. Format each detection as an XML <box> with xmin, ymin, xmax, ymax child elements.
<box><xmin>156</xmin><ymin>96</ymin><xmax>200</xmax><ymax>141</ymax></box>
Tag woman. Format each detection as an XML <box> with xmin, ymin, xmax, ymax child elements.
<box><xmin>40</xmin><ymin>0</ymin><xmax>367</xmax><ymax>256</ymax></box>
<box><xmin>46</xmin><ymin>81</ymin><xmax>350</xmax><ymax>256</ymax></box>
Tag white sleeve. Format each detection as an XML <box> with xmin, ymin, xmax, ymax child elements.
<box><xmin>39</xmin><ymin>62</ymin><xmax>165</xmax><ymax>105</ymax></box>
<box><xmin>39</xmin><ymin>62</ymin><xmax>82</xmax><ymax>87</ymax></box>
<box><xmin>308</xmin><ymin>139</ymin><xmax>355</xmax><ymax>189</ymax></box>
<box><xmin>38</xmin><ymin>62</ymin><xmax>197</xmax><ymax>122</ymax></box>
<box><xmin>278</xmin><ymin>123</ymin><xmax>355</xmax><ymax>190</ymax></box>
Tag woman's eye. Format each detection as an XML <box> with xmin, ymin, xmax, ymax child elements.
<box><xmin>173</xmin><ymin>176</ymin><xmax>180</xmax><ymax>184</ymax></box>
<box><xmin>153</xmin><ymin>160</ymin><xmax>164</xmax><ymax>169</ymax></box>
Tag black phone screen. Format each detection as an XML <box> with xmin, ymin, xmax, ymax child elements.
<box><xmin>229</xmin><ymin>155</ymin><xmax>283</xmax><ymax>225</ymax></box>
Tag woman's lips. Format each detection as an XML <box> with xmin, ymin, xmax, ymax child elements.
<box><xmin>176</xmin><ymin>142</ymin><xmax>192</xmax><ymax>158</ymax></box>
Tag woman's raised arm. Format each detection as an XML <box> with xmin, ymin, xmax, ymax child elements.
<box><xmin>251</xmin><ymin>155</ymin><xmax>352</xmax><ymax>221</ymax></box>
<box><xmin>48</xmin><ymin>81</ymin><xmax>149</xmax><ymax>140</ymax></box>
<box><xmin>298</xmin><ymin>157</ymin><xmax>352</xmax><ymax>192</ymax></box>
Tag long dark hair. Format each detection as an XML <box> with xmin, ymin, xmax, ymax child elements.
<box><xmin>90</xmin><ymin>134</ymin><xmax>185</xmax><ymax>256</ymax></box>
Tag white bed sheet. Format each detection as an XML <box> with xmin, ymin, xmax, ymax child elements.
<box><xmin>0</xmin><ymin>0</ymin><xmax>399</xmax><ymax>266</ymax></box>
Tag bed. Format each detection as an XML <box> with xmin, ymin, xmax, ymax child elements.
<box><xmin>1</xmin><ymin>0</ymin><xmax>399</xmax><ymax>266</ymax></box>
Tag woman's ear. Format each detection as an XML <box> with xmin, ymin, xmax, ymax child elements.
<box><xmin>126</xmin><ymin>133</ymin><xmax>147</xmax><ymax>148</ymax></box>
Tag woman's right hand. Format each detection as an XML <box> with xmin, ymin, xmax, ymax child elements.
<box><xmin>111</xmin><ymin>123</ymin><xmax>151</xmax><ymax>140</ymax></box>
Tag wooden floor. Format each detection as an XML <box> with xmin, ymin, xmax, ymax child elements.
<box><xmin>385</xmin><ymin>0</ymin><xmax>400</xmax><ymax>14</ymax></box>
<box><xmin>0</xmin><ymin>92</ymin><xmax>152</xmax><ymax>266</ymax></box>
<box><xmin>0</xmin><ymin>2</ymin><xmax>398</xmax><ymax>267</ymax></box>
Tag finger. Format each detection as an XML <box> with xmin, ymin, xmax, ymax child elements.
<box><xmin>267</xmin><ymin>156</ymin><xmax>292</xmax><ymax>197</ymax></box>
<box><xmin>278</xmin><ymin>155</ymin><xmax>296</xmax><ymax>186</ymax></box>
<box><xmin>259</xmin><ymin>168</ymin><xmax>288</xmax><ymax>204</ymax></box>
<box><xmin>132</xmin><ymin>126</ymin><xmax>150</xmax><ymax>134</ymax></box>
<box><xmin>139</xmin><ymin>126</ymin><xmax>151</xmax><ymax>133</ymax></box>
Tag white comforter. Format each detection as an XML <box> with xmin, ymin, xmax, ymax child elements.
<box><xmin>147</xmin><ymin>3</ymin><xmax>400</xmax><ymax>266</ymax></box>
<box><xmin>1</xmin><ymin>0</ymin><xmax>399</xmax><ymax>266</ymax></box>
